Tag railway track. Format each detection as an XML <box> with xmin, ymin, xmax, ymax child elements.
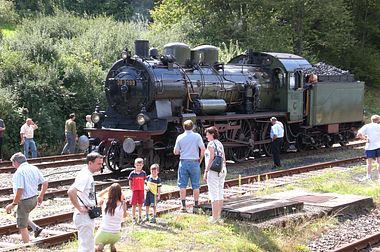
<box><xmin>0</xmin><ymin>154</ymin><xmax>85</xmax><ymax>173</ymax></box>
<box><xmin>0</xmin><ymin>155</ymin><xmax>365</xmax><ymax>251</ymax></box>
<box><xmin>332</xmin><ymin>231</ymin><xmax>380</xmax><ymax>252</ymax></box>
<box><xmin>0</xmin><ymin>141</ymin><xmax>364</xmax><ymax>174</ymax></box>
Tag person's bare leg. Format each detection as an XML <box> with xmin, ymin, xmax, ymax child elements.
<box><xmin>138</xmin><ymin>204</ymin><xmax>142</xmax><ymax>219</ymax></box>
<box><xmin>367</xmin><ymin>158</ymin><xmax>373</xmax><ymax>178</ymax></box>
<box><xmin>193</xmin><ymin>189</ymin><xmax>199</xmax><ymax>202</ymax></box>
<box><xmin>211</xmin><ymin>201</ymin><xmax>218</xmax><ymax>221</ymax></box>
<box><xmin>19</xmin><ymin>227</ymin><xmax>30</xmax><ymax>243</ymax></box>
<box><xmin>132</xmin><ymin>205</ymin><xmax>136</xmax><ymax>219</ymax></box>
<box><xmin>96</xmin><ymin>244</ymin><xmax>104</xmax><ymax>252</ymax></box>
<box><xmin>180</xmin><ymin>188</ymin><xmax>186</xmax><ymax>201</ymax></box>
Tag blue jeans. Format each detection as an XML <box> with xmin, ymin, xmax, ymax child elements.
<box><xmin>62</xmin><ymin>132</ymin><xmax>76</xmax><ymax>154</ymax></box>
<box><xmin>24</xmin><ymin>138</ymin><xmax>37</xmax><ymax>158</ymax></box>
<box><xmin>177</xmin><ymin>160</ymin><xmax>201</xmax><ymax>189</ymax></box>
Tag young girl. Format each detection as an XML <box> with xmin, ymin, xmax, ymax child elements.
<box><xmin>95</xmin><ymin>183</ymin><xmax>127</xmax><ymax>252</ymax></box>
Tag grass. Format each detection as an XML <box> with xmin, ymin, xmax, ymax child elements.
<box><xmin>0</xmin><ymin>23</ymin><xmax>17</xmax><ymax>37</ymax></box>
<box><xmin>293</xmin><ymin>165</ymin><xmax>380</xmax><ymax>202</ymax></box>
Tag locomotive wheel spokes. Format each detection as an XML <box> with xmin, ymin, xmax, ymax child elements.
<box><xmin>228</xmin><ymin>120</ymin><xmax>252</xmax><ymax>162</ymax></box>
<box><xmin>261</xmin><ymin>122</ymin><xmax>273</xmax><ymax>156</ymax></box>
<box><xmin>296</xmin><ymin>133</ymin><xmax>307</xmax><ymax>151</ymax></box>
<box><xmin>323</xmin><ymin>134</ymin><xmax>334</xmax><ymax>148</ymax></box>
<box><xmin>106</xmin><ymin>143</ymin><xmax>122</xmax><ymax>172</ymax></box>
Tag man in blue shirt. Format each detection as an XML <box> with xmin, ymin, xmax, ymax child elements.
<box><xmin>270</xmin><ymin>117</ymin><xmax>284</xmax><ymax>168</ymax></box>
<box><xmin>174</xmin><ymin>120</ymin><xmax>205</xmax><ymax>212</ymax></box>
<box><xmin>5</xmin><ymin>152</ymin><xmax>48</xmax><ymax>243</ymax></box>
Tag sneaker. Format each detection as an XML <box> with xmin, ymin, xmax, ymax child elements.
<box><xmin>207</xmin><ymin>217</ymin><xmax>218</xmax><ymax>224</ymax></box>
<box><xmin>150</xmin><ymin>217</ymin><xmax>156</xmax><ymax>223</ymax></box>
<box><xmin>193</xmin><ymin>206</ymin><xmax>200</xmax><ymax>214</ymax></box>
<box><xmin>144</xmin><ymin>217</ymin><xmax>149</xmax><ymax>223</ymax></box>
<box><xmin>34</xmin><ymin>227</ymin><xmax>43</xmax><ymax>238</ymax></box>
<box><xmin>132</xmin><ymin>218</ymin><xmax>138</xmax><ymax>224</ymax></box>
<box><xmin>139</xmin><ymin>217</ymin><xmax>143</xmax><ymax>223</ymax></box>
<box><xmin>216</xmin><ymin>218</ymin><xmax>224</xmax><ymax>224</ymax></box>
<box><xmin>180</xmin><ymin>206</ymin><xmax>187</xmax><ymax>213</ymax></box>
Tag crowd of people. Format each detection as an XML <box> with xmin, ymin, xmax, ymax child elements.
<box><xmin>0</xmin><ymin>113</ymin><xmax>95</xmax><ymax>161</ymax></box>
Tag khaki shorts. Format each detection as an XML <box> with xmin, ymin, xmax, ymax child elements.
<box><xmin>17</xmin><ymin>196</ymin><xmax>37</xmax><ymax>228</ymax></box>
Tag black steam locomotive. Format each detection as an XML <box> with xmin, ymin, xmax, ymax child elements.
<box><xmin>82</xmin><ymin>40</ymin><xmax>364</xmax><ymax>172</ymax></box>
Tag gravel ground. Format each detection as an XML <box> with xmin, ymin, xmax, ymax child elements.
<box><xmin>308</xmin><ymin>208</ymin><xmax>380</xmax><ymax>251</ymax></box>
<box><xmin>0</xmin><ymin>164</ymin><xmax>86</xmax><ymax>189</ymax></box>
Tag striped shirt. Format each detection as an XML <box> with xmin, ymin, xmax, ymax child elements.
<box><xmin>13</xmin><ymin>162</ymin><xmax>46</xmax><ymax>200</ymax></box>
<box><xmin>128</xmin><ymin>170</ymin><xmax>147</xmax><ymax>191</ymax></box>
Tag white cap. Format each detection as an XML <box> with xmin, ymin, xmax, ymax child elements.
<box><xmin>270</xmin><ymin>117</ymin><xmax>277</xmax><ymax>121</ymax></box>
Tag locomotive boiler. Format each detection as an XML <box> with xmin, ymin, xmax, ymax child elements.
<box><xmin>83</xmin><ymin>40</ymin><xmax>364</xmax><ymax>172</ymax></box>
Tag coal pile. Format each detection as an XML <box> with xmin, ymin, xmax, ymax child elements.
<box><xmin>304</xmin><ymin>62</ymin><xmax>349</xmax><ymax>76</ymax></box>
<box><xmin>304</xmin><ymin>62</ymin><xmax>354</xmax><ymax>82</ymax></box>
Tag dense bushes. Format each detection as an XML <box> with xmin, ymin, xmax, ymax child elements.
<box><xmin>0</xmin><ymin>13</ymin><xmax>160</xmax><ymax>158</ymax></box>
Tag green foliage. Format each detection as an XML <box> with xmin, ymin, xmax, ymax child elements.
<box><xmin>0</xmin><ymin>88</ymin><xmax>24</xmax><ymax>157</ymax></box>
<box><xmin>219</xmin><ymin>40</ymin><xmax>244</xmax><ymax>63</ymax></box>
<box><xmin>0</xmin><ymin>0</ymin><xmax>20</xmax><ymax>25</ymax></box>
<box><xmin>0</xmin><ymin>13</ymin><xmax>152</xmax><ymax>158</ymax></box>
<box><xmin>14</xmin><ymin>0</ymin><xmax>132</xmax><ymax>21</ymax></box>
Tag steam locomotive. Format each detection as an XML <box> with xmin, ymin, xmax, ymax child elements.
<box><xmin>82</xmin><ymin>40</ymin><xmax>364</xmax><ymax>172</ymax></box>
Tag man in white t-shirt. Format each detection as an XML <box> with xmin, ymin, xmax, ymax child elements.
<box><xmin>20</xmin><ymin>118</ymin><xmax>38</xmax><ymax>159</ymax></box>
<box><xmin>357</xmin><ymin>114</ymin><xmax>380</xmax><ymax>180</ymax></box>
<box><xmin>67</xmin><ymin>152</ymin><xmax>103</xmax><ymax>252</ymax></box>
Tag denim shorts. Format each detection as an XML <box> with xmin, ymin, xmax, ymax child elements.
<box><xmin>177</xmin><ymin>160</ymin><xmax>200</xmax><ymax>189</ymax></box>
<box><xmin>365</xmin><ymin>148</ymin><xmax>380</xmax><ymax>159</ymax></box>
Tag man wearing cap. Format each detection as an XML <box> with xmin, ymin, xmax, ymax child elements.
<box><xmin>270</xmin><ymin>117</ymin><xmax>284</xmax><ymax>168</ymax></box>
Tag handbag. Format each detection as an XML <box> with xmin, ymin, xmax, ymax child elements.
<box><xmin>209</xmin><ymin>142</ymin><xmax>223</xmax><ymax>173</ymax></box>
<box><xmin>77</xmin><ymin>189</ymin><xmax>101</xmax><ymax>219</ymax></box>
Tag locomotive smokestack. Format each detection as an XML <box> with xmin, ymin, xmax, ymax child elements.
<box><xmin>135</xmin><ymin>40</ymin><xmax>149</xmax><ymax>58</ymax></box>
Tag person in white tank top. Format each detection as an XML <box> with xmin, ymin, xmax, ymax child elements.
<box><xmin>95</xmin><ymin>183</ymin><xmax>127</xmax><ymax>252</ymax></box>
<box><xmin>203</xmin><ymin>126</ymin><xmax>227</xmax><ymax>223</ymax></box>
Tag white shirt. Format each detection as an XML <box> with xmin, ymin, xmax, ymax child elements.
<box><xmin>70</xmin><ymin>167</ymin><xmax>96</xmax><ymax>210</ymax></box>
<box><xmin>99</xmin><ymin>201</ymin><xmax>125</xmax><ymax>232</ymax></box>
<box><xmin>358</xmin><ymin>122</ymin><xmax>380</xmax><ymax>150</ymax></box>
<box><xmin>13</xmin><ymin>162</ymin><xmax>46</xmax><ymax>199</ymax></box>
<box><xmin>205</xmin><ymin>139</ymin><xmax>226</xmax><ymax>173</ymax></box>
<box><xmin>20</xmin><ymin>123</ymin><xmax>37</xmax><ymax>139</ymax></box>
<box><xmin>174</xmin><ymin>130</ymin><xmax>205</xmax><ymax>160</ymax></box>
<box><xmin>270</xmin><ymin>122</ymin><xmax>284</xmax><ymax>139</ymax></box>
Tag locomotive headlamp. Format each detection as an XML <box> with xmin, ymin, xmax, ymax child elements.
<box><xmin>91</xmin><ymin>112</ymin><xmax>104</xmax><ymax>124</ymax></box>
<box><xmin>136</xmin><ymin>113</ymin><xmax>149</xmax><ymax>126</ymax></box>
<box><xmin>121</xmin><ymin>48</ymin><xmax>130</xmax><ymax>60</ymax></box>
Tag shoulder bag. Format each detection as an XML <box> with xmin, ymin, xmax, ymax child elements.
<box><xmin>77</xmin><ymin>190</ymin><xmax>101</xmax><ymax>219</ymax></box>
<box><xmin>209</xmin><ymin>141</ymin><xmax>223</xmax><ymax>173</ymax></box>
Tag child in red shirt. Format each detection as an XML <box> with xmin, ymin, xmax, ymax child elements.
<box><xmin>128</xmin><ymin>158</ymin><xmax>147</xmax><ymax>224</ymax></box>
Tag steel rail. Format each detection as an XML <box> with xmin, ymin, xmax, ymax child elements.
<box><xmin>0</xmin><ymin>178</ymin><xmax>129</xmax><ymax>208</ymax></box>
<box><xmin>0</xmin><ymin>153</ymin><xmax>85</xmax><ymax>168</ymax></box>
<box><xmin>0</xmin><ymin>172</ymin><xmax>127</xmax><ymax>196</ymax></box>
<box><xmin>332</xmin><ymin>231</ymin><xmax>380</xmax><ymax>252</ymax></box>
<box><xmin>0</xmin><ymin>158</ymin><xmax>86</xmax><ymax>173</ymax></box>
